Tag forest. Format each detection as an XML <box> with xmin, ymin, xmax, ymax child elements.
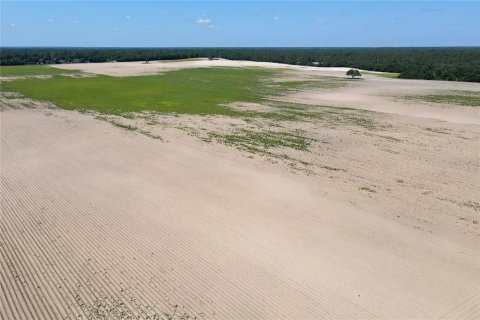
<box><xmin>1</xmin><ymin>47</ymin><xmax>479</xmax><ymax>82</ymax></box>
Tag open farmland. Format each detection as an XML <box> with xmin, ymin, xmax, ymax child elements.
<box><xmin>1</xmin><ymin>59</ymin><xmax>480</xmax><ymax>319</ymax></box>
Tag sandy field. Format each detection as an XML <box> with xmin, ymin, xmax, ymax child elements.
<box><xmin>1</xmin><ymin>60</ymin><xmax>480</xmax><ymax>319</ymax></box>
<box><xmin>53</xmin><ymin>58</ymin><xmax>352</xmax><ymax>77</ymax></box>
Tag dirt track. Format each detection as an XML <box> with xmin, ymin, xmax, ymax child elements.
<box><xmin>1</xmin><ymin>61</ymin><xmax>480</xmax><ymax>319</ymax></box>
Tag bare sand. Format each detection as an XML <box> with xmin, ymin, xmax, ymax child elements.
<box><xmin>53</xmin><ymin>58</ymin><xmax>351</xmax><ymax>77</ymax></box>
<box><xmin>279</xmin><ymin>75</ymin><xmax>480</xmax><ymax>125</ymax></box>
<box><xmin>1</xmin><ymin>61</ymin><xmax>480</xmax><ymax>319</ymax></box>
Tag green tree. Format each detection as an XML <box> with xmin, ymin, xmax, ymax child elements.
<box><xmin>346</xmin><ymin>69</ymin><xmax>362</xmax><ymax>79</ymax></box>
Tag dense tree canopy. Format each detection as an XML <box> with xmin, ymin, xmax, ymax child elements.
<box><xmin>1</xmin><ymin>47</ymin><xmax>479</xmax><ymax>82</ymax></box>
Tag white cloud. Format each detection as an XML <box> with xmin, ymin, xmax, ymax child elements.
<box><xmin>196</xmin><ymin>18</ymin><xmax>214</xmax><ymax>28</ymax></box>
<box><xmin>196</xmin><ymin>18</ymin><xmax>211</xmax><ymax>25</ymax></box>
<box><xmin>48</xmin><ymin>18</ymin><xmax>54</xmax><ymax>23</ymax></box>
<box><xmin>125</xmin><ymin>15</ymin><xmax>131</xmax><ymax>20</ymax></box>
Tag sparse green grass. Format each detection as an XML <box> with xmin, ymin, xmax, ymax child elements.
<box><xmin>379</xmin><ymin>72</ymin><xmax>400</xmax><ymax>79</ymax></box>
<box><xmin>3</xmin><ymin>66</ymin><xmax>381</xmax><ymax>164</ymax></box>
<box><xmin>363</xmin><ymin>71</ymin><xmax>400</xmax><ymax>79</ymax></box>
<box><xmin>407</xmin><ymin>91</ymin><xmax>480</xmax><ymax>107</ymax></box>
<box><xmin>247</xmin><ymin>101</ymin><xmax>377</xmax><ymax>130</ymax></box>
<box><xmin>103</xmin><ymin>119</ymin><xmax>163</xmax><ymax>140</ymax></box>
<box><xmin>110</xmin><ymin>121</ymin><xmax>137</xmax><ymax>131</ymax></box>
<box><xmin>268</xmin><ymin>80</ymin><xmax>346</xmax><ymax>92</ymax></box>
<box><xmin>425</xmin><ymin>127</ymin><xmax>451</xmax><ymax>135</ymax></box>
<box><xmin>289</xmin><ymin>107</ymin><xmax>377</xmax><ymax>129</ymax></box>
<box><xmin>211</xmin><ymin>129</ymin><xmax>311</xmax><ymax>154</ymax></box>
<box><xmin>378</xmin><ymin>135</ymin><xmax>402</xmax><ymax>142</ymax></box>
<box><xmin>359</xmin><ymin>186</ymin><xmax>377</xmax><ymax>193</ymax></box>
<box><xmin>0</xmin><ymin>65</ymin><xmax>78</xmax><ymax>76</ymax></box>
<box><xmin>320</xmin><ymin>165</ymin><xmax>345</xmax><ymax>172</ymax></box>
<box><xmin>210</xmin><ymin>128</ymin><xmax>314</xmax><ymax>171</ymax></box>
<box><xmin>75</xmin><ymin>294</ymin><xmax>195</xmax><ymax>320</ymax></box>
<box><xmin>243</xmin><ymin>110</ymin><xmax>299</xmax><ymax>122</ymax></box>
<box><xmin>138</xmin><ymin>129</ymin><xmax>163</xmax><ymax>140</ymax></box>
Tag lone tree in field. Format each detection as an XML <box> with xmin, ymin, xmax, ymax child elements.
<box><xmin>346</xmin><ymin>69</ymin><xmax>362</xmax><ymax>79</ymax></box>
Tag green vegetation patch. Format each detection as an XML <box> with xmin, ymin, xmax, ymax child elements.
<box><xmin>271</xmin><ymin>80</ymin><xmax>345</xmax><ymax>91</ymax></box>
<box><xmin>379</xmin><ymin>72</ymin><xmax>400</xmax><ymax>79</ymax></box>
<box><xmin>2</xmin><ymin>67</ymin><xmax>348</xmax><ymax>117</ymax></box>
<box><xmin>211</xmin><ymin>129</ymin><xmax>311</xmax><ymax>154</ymax></box>
<box><xmin>0</xmin><ymin>65</ymin><xmax>77</xmax><ymax>76</ymax></box>
<box><xmin>2</xmin><ymin>67</ymin><xmax>286</xmax><ymax>115</ymax></box>
<box><xmin>359</xmin><ymin>186</ymin><xmax>377</xmax><ymax>193</ymax></box>
<box><xmin>407</xmin><ymin>91</ymin><xmax>480</xmax><ymax>107</ymax></box>
<box><xmin>266</xmin><ymin>102</ymin><xmax>377</xmax><ymax>129</ymax></box>
<box><xmin>363</xmin><ymin>71</ymin><xmax>400</xmax><ymax>79</ymax></box>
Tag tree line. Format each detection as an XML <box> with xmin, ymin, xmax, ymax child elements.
<box><xmin>1</xmin><ymin>47</ymin><xmax>479</xmax><ymax>82</ymax></box>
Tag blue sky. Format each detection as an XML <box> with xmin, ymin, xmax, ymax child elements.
<box><xmin>1</xmin><ymin>1</ymin><xmax>479</xmax><ymax>47</ymax></box>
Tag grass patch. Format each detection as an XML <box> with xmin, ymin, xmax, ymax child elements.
<box><xmin>270</xmin><ymin>80</ymin><xmax>345</xmax><ymax>92</ymax></box>
<box><xmin>254</xmin><ymin>79</ymin><xmax>345</xmax><ymax>98</ymax></box>
<box><xmin>110</xmin><ymin>121</ymin><xmax>137</xmax><ymax>131</ymax></box>
<box><xmin>320</xmin><ymin>165</ymin><xmax>346</xmax><ymax>172</ymax></box>
<box><xmin>138</xmin><ymin>129</ymin><xmax>163</xmax><ymax>140</ymax></box>
<box><xmin>74</xmin><ymin>294</ymin><xmax>195</xmax><ymax>320</ymax></box>
<box><xmin>378</xmin><ymin>135</ymin><xmax>402</xmax><ymax>142</ymax></box>
<box><xmin>101</xmin><ymin>118</ymin><xmax>163</xmax><ymax>140</ymax></box>
<box><xmin>363</xmin><ymin>71</ymin><xmax>400</xmax><ymax>79</ymax></box>
<box><xmin>2</xmin><ymin>67</ymin><xmax>286</xmax><ymax>115</ymax></box>
<box><xmin>407</xmin><ymin>91</ymin><xmax>480</xmax><ymax>107</ymax></box>
<box><xmin>359</xmin><ymin>186</ymin><xmax>377</xmax><ymax>193</ymax></box>
<box><xmin>211</xmin><ymin>129</ymin><xmax>311</xmax><ymax>154</ymax></box>
<box><xmin>289</xmin><ymin>106</ymin><xmax>377</xmax><ymax>129</ymax></box>
<box><xmin>250</xmin><ymin>101</ymin><xmax>377</xmax><ymax>129</ymax></box>
<box><xmin>1</xmin><ymin>67</ymin><xmax>350</xmax><ymax>118</ymax></box>
<box><xmin>425</xmin><ymin>127</ymin><xmax>451</xmax><ymax>135</ymax></box>
<box><xmin>0</xmin><ymin>65</ymin><xmax>78</xmax><ymax>76</ymax></box>
<box><xmin>2</xmin><ymin>66</ymin><xmax>375</xmax><ymax>132</ymax></box>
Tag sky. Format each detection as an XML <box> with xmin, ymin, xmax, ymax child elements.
<box><xmin>1</xmin><ymin>1</ymin><xmax>479</xmax><ymax>47</ymax></box>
